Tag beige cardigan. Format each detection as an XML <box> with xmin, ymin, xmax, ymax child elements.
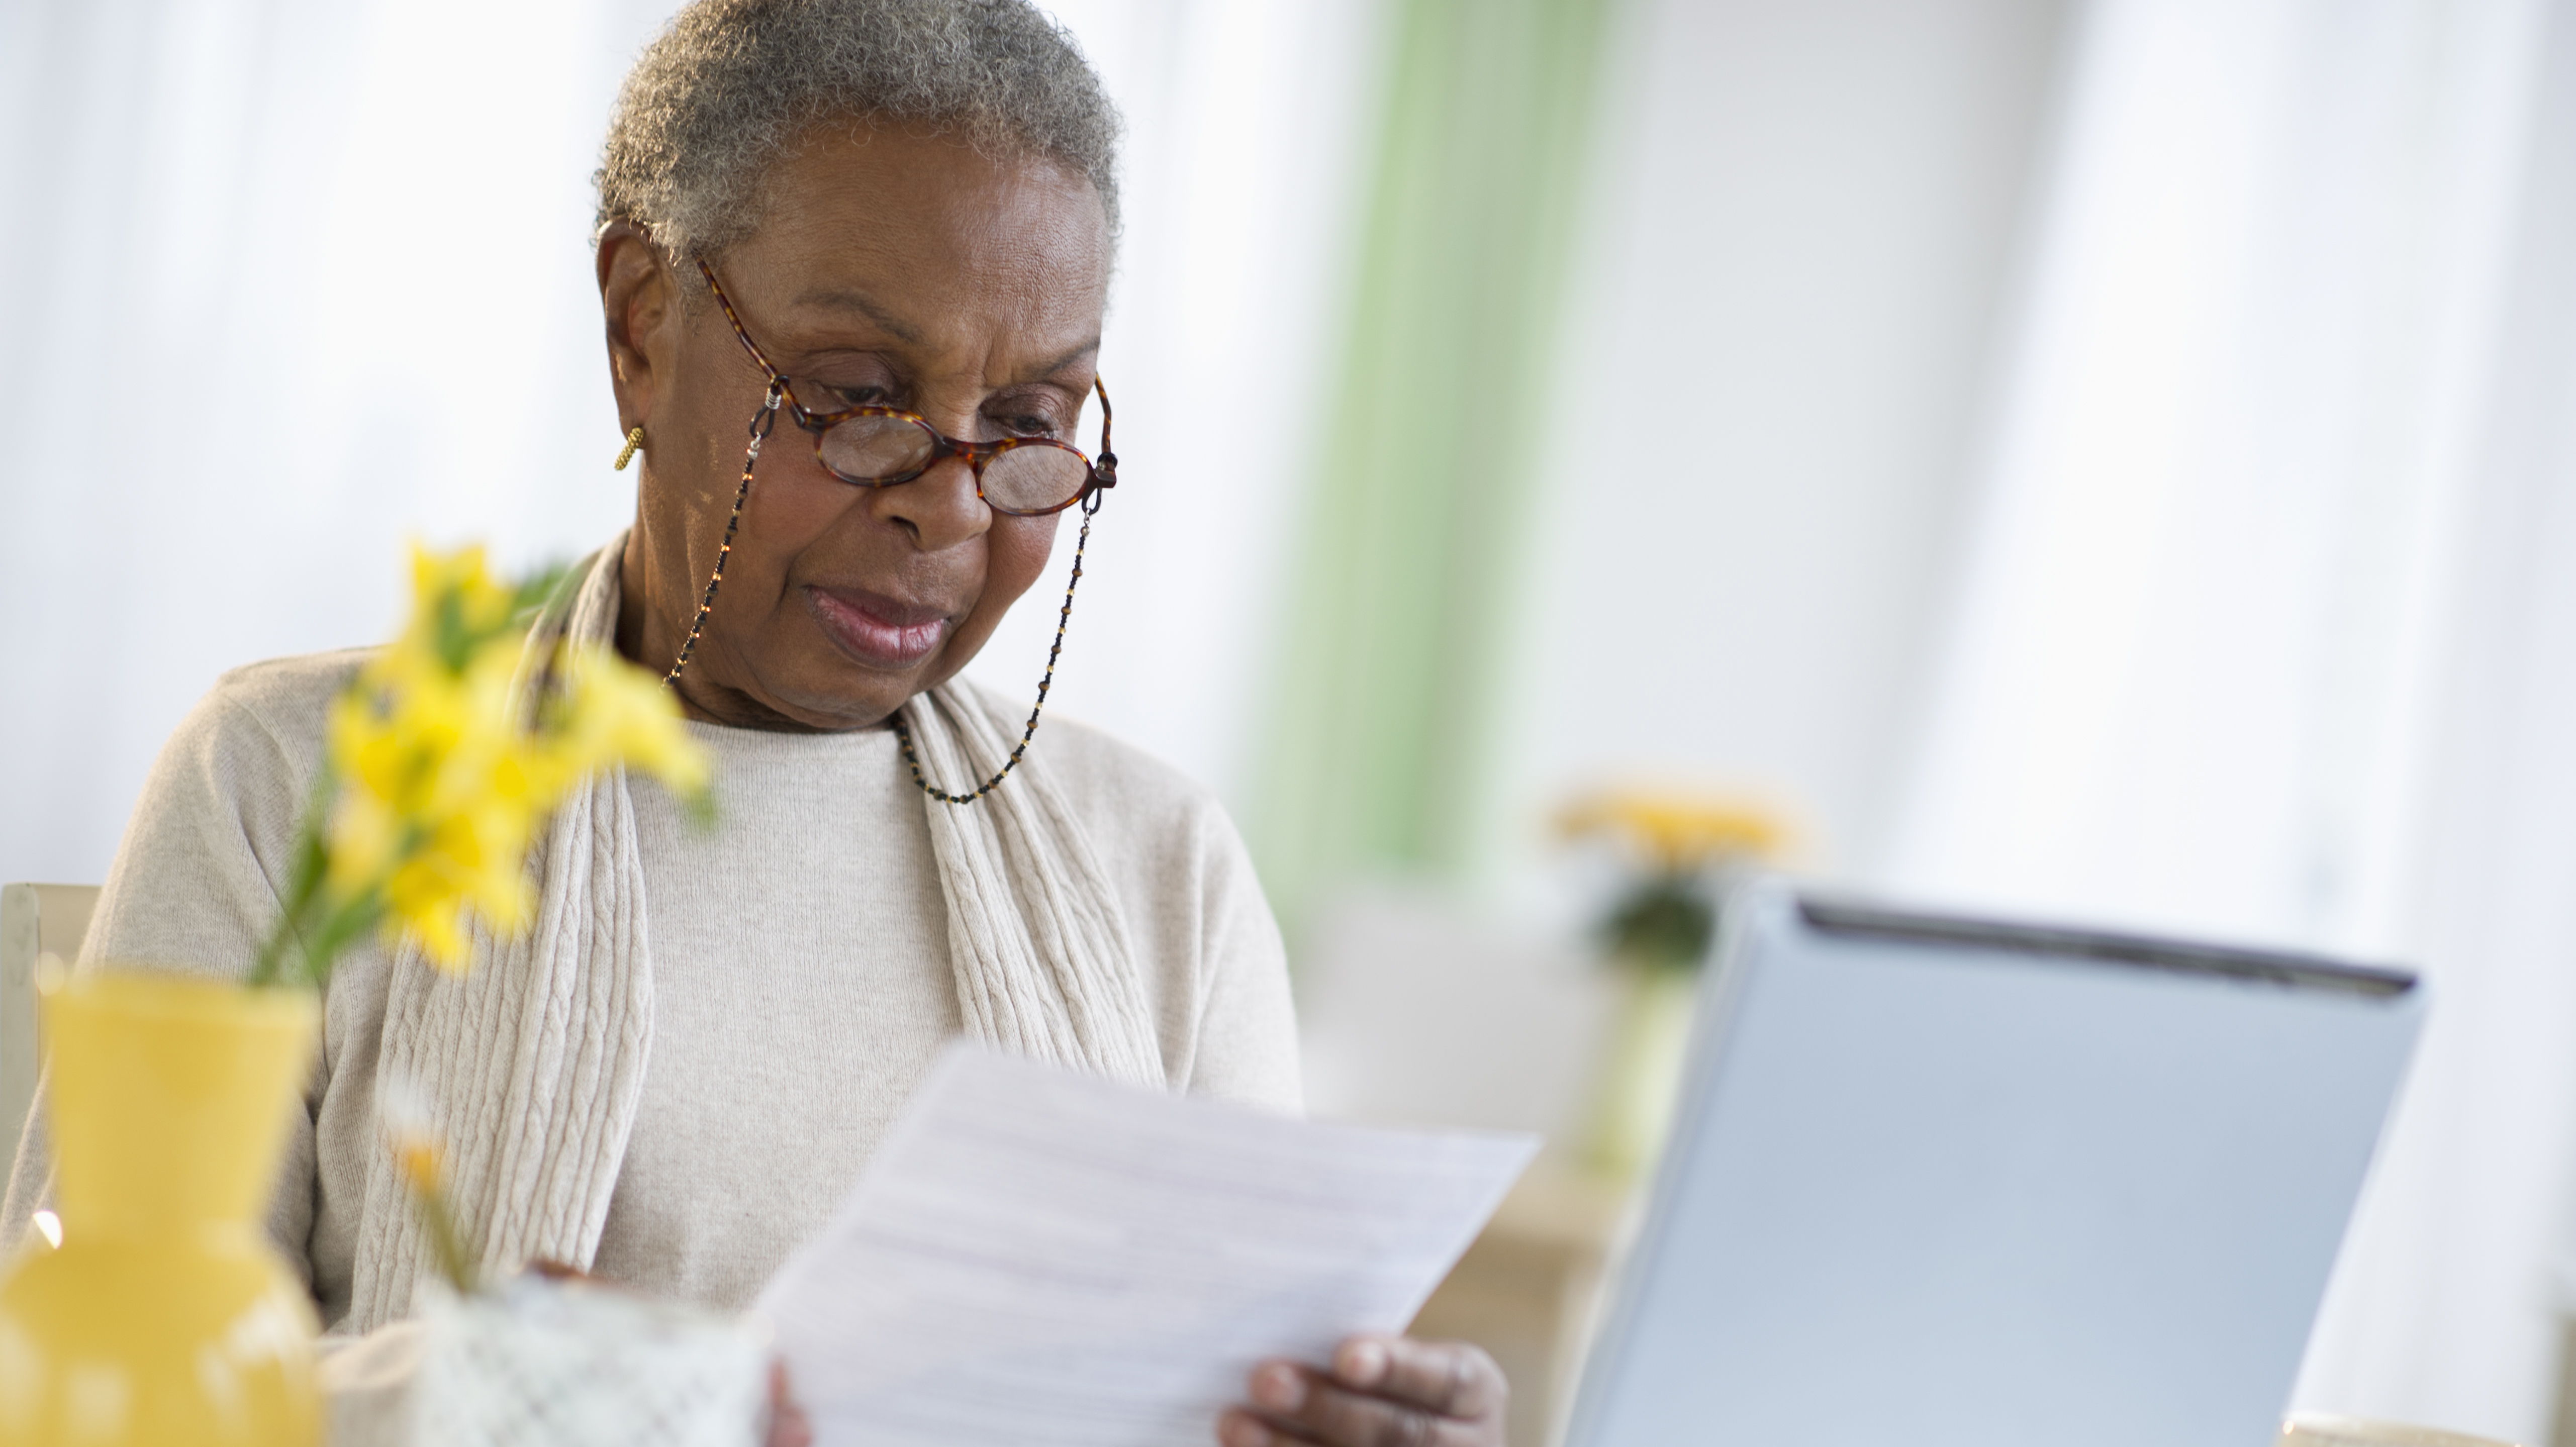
<box><xmin>2</xmin><ymin>540</ymin><xmax>1301</xmax><ymax>1333</ymax></box>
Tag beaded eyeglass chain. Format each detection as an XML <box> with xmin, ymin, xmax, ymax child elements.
<box><xmin>658</xmin><ymin>386</ymin><xmax>1108</xmax><ymax>806</ymax></box>
<box><xmin>660</xmin><ymin>380</ymin><xmax>782</xmax><ymax>688</ymax></box>
<box><xmin>889</xmin><ymin>492</ymin><xmax>1099</xmax><ymax>804</ymax></box>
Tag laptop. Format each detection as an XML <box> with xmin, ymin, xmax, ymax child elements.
<box><xmin>1562</xmin><ymin>882</ymin><xmax>2424</xmax><ymax>1447</ymax></box>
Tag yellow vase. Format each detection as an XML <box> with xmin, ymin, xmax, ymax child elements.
<box><xmin>0</xmin><ymin>972</ymin><xmax>321</xmax><ymax>1446</ymax></box>
<box><xmin>1582</xmin><ymin>962</ymin><xmax>1700</xmax><ymax>1180</ymax></box>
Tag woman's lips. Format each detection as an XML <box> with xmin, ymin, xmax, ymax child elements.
<box><xmin>806</xmin><ymin>586</ymin><xmax>951</xmax><ymax>669</ymax></box>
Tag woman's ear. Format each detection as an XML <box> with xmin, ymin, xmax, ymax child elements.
<box><xmin>598</xmin><ymin>222</ymin><xmax>677</xmax><ymax>432</ymax></box>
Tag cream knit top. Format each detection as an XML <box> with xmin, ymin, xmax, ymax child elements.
<box><xmin>3</xmin><ymin>641</ymin><xmax>1301</xmax><ymax>1332</ymax></box>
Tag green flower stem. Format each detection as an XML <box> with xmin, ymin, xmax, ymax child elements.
<box><xmin>415</xmin><ymin>1186</ymin><xmax>479</xmax><ymax>1296</ymax></box>
<box><xmin>1600</xmin><ymin>872</ymin><xmax>1718</xmax><ymax>972</ymax></box>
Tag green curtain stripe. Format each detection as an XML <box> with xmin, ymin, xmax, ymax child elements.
<box><xmin>1249</xmin><ymin>0</ymin><xmax>1619</xmax><ymax>928</ymax></box>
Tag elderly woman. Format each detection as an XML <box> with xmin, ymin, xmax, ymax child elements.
<box><xmin>1</xmin><ymin>2</ymin><xmax>1506</xmax><ymax>1444</ymax></box>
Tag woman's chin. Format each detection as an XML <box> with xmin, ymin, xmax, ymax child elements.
<box><xmin>690</xmin><ymin>631</ymin><xmax>943</xmax><ymax>732</ymax></box>
<box><xmin>738</xmin><ymin>672</ymin><xmax>925</xmax><ymax>732</ymax></box>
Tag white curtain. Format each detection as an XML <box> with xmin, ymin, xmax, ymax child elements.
<box><xmin>1888</xmin><ymin>0</ymin><xmax>2576</xmax><ymax>1435</ymax></box>
<box><xmin>0</xmin><ymin>0</ymin><xmax>1372</xmax><ymax>888</ymax></box>
<box><xmin>0</xmin><ymin>0</ymin><xmax>671</xmax><ymax>885</ymax></box>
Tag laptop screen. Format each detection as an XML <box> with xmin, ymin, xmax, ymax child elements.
<box><xmin>1564</xmin><ymin>885</ymin><xmax>2422</xmax><ymax>1447</ymax></box>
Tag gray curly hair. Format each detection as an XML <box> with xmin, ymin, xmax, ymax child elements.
<box><xmin>596</xmin><ymin>0</ymin><xmax>1122</xmax><ymax>269</ymax></box>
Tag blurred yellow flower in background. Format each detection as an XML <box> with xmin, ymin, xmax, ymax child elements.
<box><xmin>252</xmin><ymin>543</ymin><xmax>707</xmax><ymax>986</ymax></box>
<box><xmin>1558</xmin><ymin>785</ymin><xmax>1801</xmax><ymax>1178</ymax></box>
<box><xmin>1553</xmin><ymin>784</ymin><xmax>1797</xmax><ymax>973</ymax></box>
<box><xmin>1555</xmin><ymin>787</ymin><xmax>1791</xmax><ymax>874</ymax></box>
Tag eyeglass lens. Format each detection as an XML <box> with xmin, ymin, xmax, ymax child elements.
<box><xmin>817</xmin><ymin>414</ymin><xmax>1093</xmax><ymax>515</ymax></box>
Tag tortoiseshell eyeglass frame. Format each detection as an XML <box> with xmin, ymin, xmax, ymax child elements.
<box><xmin>693</xmin><ymin>258</ymin><xmax>1116</xmax><ymax>518</ymax></box>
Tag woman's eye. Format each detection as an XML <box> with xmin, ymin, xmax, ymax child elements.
<box><xmin>820</xmin><ymin>382</ymin><xmax>891</xmax><ymax>408</ymax></box>
<box><xmin>998</xmin><ymin>411</ymin><xmax>1063</xmax><ymax>437</ymax></box>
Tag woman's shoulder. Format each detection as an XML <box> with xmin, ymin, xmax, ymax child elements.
<box><xmin>82</xmin><ymin>649</ymin><xmax>376</xmax><ymax>977</ymax></box>
<box><xmin>956</xmin><ymin>683</ymin><xmax>1227</xmax><ymax>841</ymax></box>
<box><xmin>148</xmin><ymin>648</ymin><xmax>375</xmax><ymax>839</ymax></box>
<box><xmin>949</xmin><ymin>680</ymin><xmax>1257</xmax><ymax>895</ymax></box>
<box><xmin>957</xmin><ymin>687</ymin><xmax>1298</xmax><ymax>1109</ymax></box>
<box><xmin>195</xmin><ymin>648</ymin><xmax>374</xmax><ymax>743</ymax></box>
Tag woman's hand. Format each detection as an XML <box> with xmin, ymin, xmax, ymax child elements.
<box><xmin>765</xmin><ymin>1360</ymin><xmax>814</xmax><ymax>1447</ymax></box>
<box><xmin>1220</xmin><ymin>1335</ymin><xmax>1506</xmax><ymax>1447</ymax></box>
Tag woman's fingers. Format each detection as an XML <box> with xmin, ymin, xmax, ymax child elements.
<box><xmin>1222</xmin><ymin>1338</ymin><xmax>1507</xmax><ymax>1447</ymax></box>
<box><xmin>766</xmin><ymin>1359</ymin><xmax>815</xmax><ymax>1447</ymax></box>
<box><xmin>1331</xmin><ymin>1337</ymin><xmax>1505</xmax><ymax>1424</ymax></box>
<box><xmin>1221</xmin><ymin>1378</ymin><xmax>1454</xmax><ymax>1447</ymax></box>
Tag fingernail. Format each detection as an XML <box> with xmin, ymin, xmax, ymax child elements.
<box><xmin>1220</xmin><ymin>1411</ymin><xmax>1271</xmax><ymax>1447</ymax></box>
<box><xmin>1252</xmin><ymin>1364</ymin><xmax>1306</xmax><ymax>1411</ymax></box>
<box><xmin>1338</xmin><ymin>1339</ymin><xmax>1389</xmax><ymax>1387</ymax></box>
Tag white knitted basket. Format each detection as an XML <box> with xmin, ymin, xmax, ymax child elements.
<box><xmin>410</xmin><ymin>1276</ymin><xmax>767</xmax><ymax>1447</ymax></box>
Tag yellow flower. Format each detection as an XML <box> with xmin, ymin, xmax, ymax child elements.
<box><xmin>1556</xmin><ymin>787</ymin><xmax>1792</xmax><ymax>874</ymax></box>
<box><xmin>395</xmin><ymin>542</ymin><xmax>525</xmax><ymax>673</ymax></box>
<box><xmin>378</xmin><ymin>1075</ymin><xmax>475</xmax><ymax>1293</ymax></box>
<box><xmin>395</xmin><ymin>1139</ymin><xmax>444</xmax><ymax>1196</ymax></box>
<box><xmin>280</xmin><ymin>541</ymin><xmax>709</xmax><ymax>980</ymax></box>
<box><xmin>539</xmin><ymin>643</ymin><xmax>710</xmax><ymax>801</ymax></box>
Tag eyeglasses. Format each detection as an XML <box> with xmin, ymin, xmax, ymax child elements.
<box><xmin>694</xmin><ymin>258</ymin><xmax>1115</xmax><ymax>517</ymax></box>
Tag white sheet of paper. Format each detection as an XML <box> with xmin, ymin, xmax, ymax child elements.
<box><xmin>752</xmin><ymin>1043</ymin><xmax>1539</xmax><ymax>1447</ymax></box>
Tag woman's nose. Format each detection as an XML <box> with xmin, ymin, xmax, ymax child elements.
<box><xmin>873</xmin><ymin>453</ymin><xmax>991</xmax><ymax>551</ymax></box>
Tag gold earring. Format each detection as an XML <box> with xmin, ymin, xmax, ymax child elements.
<box><xmin>614</xmin><ymin>426</ymin><xmax>645</xmax><ymax>471</ymax></box>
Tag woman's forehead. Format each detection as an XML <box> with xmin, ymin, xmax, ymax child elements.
<box><xmin>726</xmin><ymin>125</ymin><xmax>1109</xmax><ymax>368</ymax></box>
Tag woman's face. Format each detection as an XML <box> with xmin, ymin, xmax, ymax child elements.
<box><xmin>599</xmin><ymin>122</ymin><xmax>1111</xmax><ymax>731</ymax></box>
